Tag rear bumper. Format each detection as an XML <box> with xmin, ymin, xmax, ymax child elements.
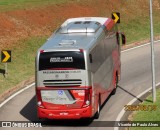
<box><xmin>37</xmin><ymin>106</ymin><xmax>92</xmax><ymax>119</ymax></box>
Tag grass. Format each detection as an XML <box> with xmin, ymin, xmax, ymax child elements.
<box><xmin>119</xmin><ymin>16</ymin><xmax>149</xmax><ymax>44</ymax></box>
<box><xmin>120</xmin><ymin>15</ymin><xmax>160</xmax><ymax>44</ymax></box>
<box><xmin>131</xmin><ymin>88</ymin><xmax>160</xmax><ymax>130</ymax></box>
<box><xmin>0</xmin><ymin>0</ymin><xmax>160</xmax><ymax>95</ymax></box>
<box><xmin>119</xmin><ymin>20</ymin><xmax>149</xmax><ymax>44</ymax></box>
<box><xmin>0</xmin><ymin>36</ymin><xmax>47</xmax><ymax>94</ymax></box>
<box><xmin>0</xmin><ymin>0</ymin><xmax>69</xmax><ymax>12</ymax></box>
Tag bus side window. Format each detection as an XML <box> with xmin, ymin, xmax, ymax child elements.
<box><xmin>90</xmin><ymin>39</ymin><xmax>105</xmax><ymax>73</ymax></box>
<box><xmin>116</xmin><ymin>32</ymin><xmax>120</xmax><ymax>45</ymax></box>
<box><xmin>115</xmin><ymin>25</ymin><xmax>120</xmax><ymax>45</ymax></box>
<box><xmin>90</xmin><ymin>47</ymin><xmax>98</xmax><ymax>72</ymax></box>
<box><xmin>104</xmin><ymin>31</ymin><xmax>112</xmax><ymax>58</ymax></box>
<box><xmin>101</xmin><ymin>32</ymin><xmax>105</xmax><ymax>61</ymax></box>
<box><xmin>97</xmin><ymin>35</ymin><xmax>105</xmax><ymax>65</ymax></box>
<box><xmin>89</xmin><ymin>54</ymin><xmax>93</xmax><ymax>63</ymax></box>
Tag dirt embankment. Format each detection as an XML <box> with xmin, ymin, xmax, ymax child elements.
<box><xmin>0</xmin><ymin>0</ymin><xmax>160</xmax><ymax>49</ymax></box>
<box><xmin>0</xmin><ymin>3</ymin><xmax>98</xmax><ymax>49</ymax></box>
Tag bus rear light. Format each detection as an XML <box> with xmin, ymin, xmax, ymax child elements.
<box><xmin>82</xmin><ymin>89</ymin><xmax>91</xmax><ymax>107</ymax></box>
<box><xmin>79</xmin><ymin>49</ymin><xmax>84</xmax><ymax>52</ymax></box>
<box><xmin>40</xmin><ymin>50</ymin><xmax>44</xmax><ymax>53</ymax></box>
<box><xmin>36</xmin><ymin>89</ymin><xmax>45</xmax><ymax>108</ymax></box>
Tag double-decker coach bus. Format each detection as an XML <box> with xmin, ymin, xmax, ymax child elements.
<box><xmin>35</xmin><ymin>17</ymin><xmax>125</xmax><ymax>119</ymax></box>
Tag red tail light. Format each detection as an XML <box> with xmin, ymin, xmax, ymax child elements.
<box><xmin>82</xmin><ymin>89</ymin><xmax>91</xmax><ymax>107</ymax></box>
<box><xmin>36</xmin><ymin>89</ymin><xmax>45</xmax><ymax>108</ymax></box>
<box><xmin>40</xmin><ymin>50</ymin><xmax>44</xmax><ymax>53</ymax></box>
<box><xmin>79</xmin><ymin>49</ymin><xmax>84</xmax><ymax>53</ymax></box>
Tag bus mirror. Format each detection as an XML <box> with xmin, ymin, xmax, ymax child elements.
<box><xmin>89</xmin><ymin>54</ymin><xmax>93</xmax><ymax>63</ymax></box>
<box><xmin>121</xmin><ymin>33</ymin><xmax>126</xmax><ymax>45</ymax></box>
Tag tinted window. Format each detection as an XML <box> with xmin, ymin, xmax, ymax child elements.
<box><xmin>39</xmin><ymin>51</ymin><xmax>85</xmax><ymax>71</ymax></box>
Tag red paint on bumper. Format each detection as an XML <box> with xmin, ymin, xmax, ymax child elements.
<box><xmin>37</xmin><ymin>106</ymin><xmax>92</xmax><ymax>119</ymax></box>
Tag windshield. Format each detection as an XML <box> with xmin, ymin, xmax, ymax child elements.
<box><xmin>39</xmin><ymin>51</ymin><xmax>85</xmax><ymax>71</ymax></box>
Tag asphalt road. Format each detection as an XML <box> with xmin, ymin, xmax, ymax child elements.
<box><xmin>0</xmin><ymin>42</ymin><xmax>160</xmax><ymax>130</ymax></box>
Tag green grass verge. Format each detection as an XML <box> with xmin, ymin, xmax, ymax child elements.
<box><xmin>120</xmin><ymin>15</ymin><xmax>160</xmax><ymax>44</ymax></box>
<box><xmin>0</xmin><ymin>0</ymin><xmax>69</xmax><ymax>12</ymax></box>
<box><xmin>131</xmin><ymin>88</ymin><xmax>160</xmax><ymax>130</ymax></box>
<box><xmin>0</xmin><ymin>36</ymin><xmax>47</xmax><ymax>94</ymax></box>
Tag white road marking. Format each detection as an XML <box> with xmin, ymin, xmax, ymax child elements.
<box><xmin>114</xmin><ymin>40</ymin><xmax>160</xmax><ymax>130</ymax></box>
<box><xmin>122</xmin><ymin>40</ymin><xmax>160</xmax><ymax>53</ymax></box>
<box><xmin>0</xmin><ymin>83</ymin><xmax>35</xmax><ymax>108</ymax></box>
<box><xmin>114</xmin><ymin>82</ymin><xmax>160</xmax><ymax>130</ymax></box>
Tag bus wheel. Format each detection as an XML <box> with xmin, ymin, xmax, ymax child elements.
<box><xmin>94</xmin><ymin>95</ymin><xmax>101</xmax><ymax>119</ymax></box>
<box><xmin>38</xmin><ymin>118</ymin><xmax>46</xmax><ymax>121</ymax></box>
<box><xmin>111</xmin><ymin>74</ymin><xmax>118</xmax><ymax>95</ymax></box>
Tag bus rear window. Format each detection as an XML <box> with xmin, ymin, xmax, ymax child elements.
<box><xmin>39</xmin><ymin>51</ymin><xmax>85</xmax><ymax>71</ymax></box>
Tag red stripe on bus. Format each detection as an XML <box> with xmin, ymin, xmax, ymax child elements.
<box><xmin>104</xmin><ymin>19</ymin><xmax>115</xmax><ymax>31</ymax></box>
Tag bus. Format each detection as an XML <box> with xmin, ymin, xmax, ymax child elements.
<box><xmin>35</xmin><ymin>17</ymin><xmax>125</xmax><ymax>119</ymax></box>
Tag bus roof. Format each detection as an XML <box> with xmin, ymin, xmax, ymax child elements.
<box><xmin>39</xmin><ymin>17</ymin><xmax>115</xmax><ymax>51</ymax></box>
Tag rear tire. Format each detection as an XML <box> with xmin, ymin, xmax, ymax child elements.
<box><xmin>111</xmin><ymin>74</ymin><xmax>118</xmax><ymax>95</ymax></box>
<box><xmin>94</xmin><ymin>95</ymin><xmax>101</xmax><ymax>119</ymax></box>
<box><xmin>38</xmin><ymin>118</ymin><xmax>46</xmax><ymax>121</ymax></box>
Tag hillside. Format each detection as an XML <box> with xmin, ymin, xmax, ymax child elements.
<box><xmin>0</xmin><ymin>0</ymin><xmax>160</xmax><ymax>96</ymax></box>
<box><xmin>0</xmin><ymin>0</ymin><xmax>160</xmax><ymax>49</ymax></box>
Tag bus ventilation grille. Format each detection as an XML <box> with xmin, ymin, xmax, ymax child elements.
<box><xmin>43</xmin><ymin>79</ymin><xmax>82</xmax><ymax>87</ymax></box>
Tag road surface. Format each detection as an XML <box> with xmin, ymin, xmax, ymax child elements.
<box><xmin>0</xmin><ymin>42</ymin><xmax>160</xmax><ymax>130</ymax></box>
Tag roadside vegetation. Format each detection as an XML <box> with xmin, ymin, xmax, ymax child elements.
<box><xmin>0</xmin><ymin>36</ymin><xmax>47</xmax><ymax>94</ymax></box>
<box><xmin>131</xmin><ymin>88</ymin><xmax>160</xmax><ymax>130</ymax></box>
<box><xmin>0</xmin><ymin>0</ymin><xmax>68</xmax><ymax>12</ymax></box>
<box><xmin>0</xmin><ymin>0</ymin><xmax>160</xmax><ymax>95</ymax></box>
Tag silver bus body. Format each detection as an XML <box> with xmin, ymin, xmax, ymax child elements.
<box><xmin>35</xmin><ymin>17</ymin><xmax>122</xmax><ymax>119</ymax></box>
